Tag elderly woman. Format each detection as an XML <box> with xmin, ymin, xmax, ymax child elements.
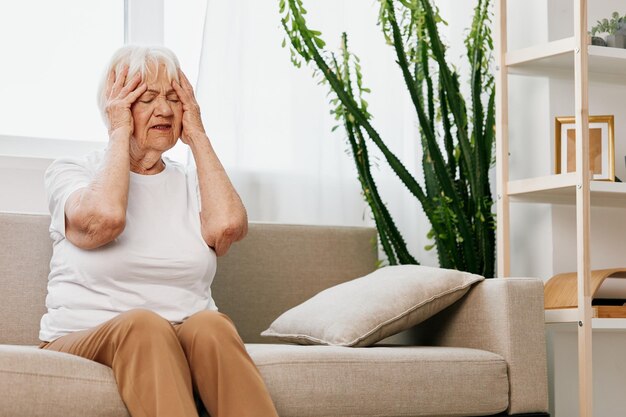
<box><xmin>37</xmin><ymin>46</ymin><xmax>279</xmax><ymax>417</ymax></box>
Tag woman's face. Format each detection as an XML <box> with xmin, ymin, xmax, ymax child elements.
<box><xmin>130</xmin><ymin>62</ymin><xmax>182</xmax><ymax>154</ymax></box>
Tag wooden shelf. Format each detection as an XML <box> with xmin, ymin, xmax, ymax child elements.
<box><xmin>507</xmin><ymin>173</ymin><xmax>626</xmax><ymax>207</ymax></box>
<box><xmin>545</xmin><ymin>308</ymin><xmax>578</xmax><ymax>323</ymax></box>
<box><xmin>592</xmin><ymin>318</ymin><xmax>626</xmax><ymax>330</ymax></box>
<box><xmin>546</xmin><ymin>309</ymin><xmax>626</xmax><ymax>330</ymax></box>
<box><xmin>506</xmin><ymin>40</ymin><xmax>626</xmax><ymax>82</ymax></box>
<box><xmin>506</xmin><ymin>37</ymin><xmax>575</xmax><ymax>67</ymax></box>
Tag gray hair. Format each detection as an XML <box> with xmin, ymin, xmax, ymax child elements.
<box><xmin>97</xmin><ymin>45</ymin><xmax>181</xmax><ymax>121</ymax></box>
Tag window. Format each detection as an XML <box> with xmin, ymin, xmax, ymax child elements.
<box><xmin>0</xmin><ymin>0</ymin><xmax>124</xmax><ymax>142</ymax></box>
<box><xmin>164</xmin><ymin>0</ymin><xmax>206</xmax><ymax>88</ymax></box>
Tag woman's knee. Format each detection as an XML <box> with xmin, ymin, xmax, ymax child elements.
<box><xmin>116</xmin><ymin>308</ymin><xmax>174</xmax><ymax>336</ymax></box>
<box><xmin>181</xmin><ymin>310</ymin><xmax>240</xmax><ymax>341</ymax></box>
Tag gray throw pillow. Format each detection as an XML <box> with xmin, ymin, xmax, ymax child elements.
<box><xmin>260</xmin><ymin>265</ymin><xmax>484</xmax><ymax>347</ymax></box>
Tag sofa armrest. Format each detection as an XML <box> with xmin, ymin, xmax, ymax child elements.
<box><xmin>417</xmin><ymin>278</ymin><xmax>548</xmax><ymax>415</ymax></box>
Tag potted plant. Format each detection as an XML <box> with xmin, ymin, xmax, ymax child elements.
<box><xmin>591</xmin><ymin>12</ymin><xmax>626</xmax><ymax>48</ymax></box>
<box><xmin>280</xmin><ymin>0</ymin><xmax>496</xmax><ymax>277</ymax></box>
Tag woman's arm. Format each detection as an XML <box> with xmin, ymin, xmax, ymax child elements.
<box><xmin>172</xmin><ymin>71</ymin><xmax>248</xmax><ymax>256</ymax></box>
<box><xmin>188</xmin><ymin>135</ymin><xmax>248</xmax><ymax>256</ymax></box>
<box><xmin>65</xmin><ymin>66</ymin><xmax>147</xmax><ymax>250</ymax></box>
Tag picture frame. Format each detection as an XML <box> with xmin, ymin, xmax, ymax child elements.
<box><xmin>554</xmin><ymin>115</ymin><xmax>615</xmax><ymax>181</ymax></box>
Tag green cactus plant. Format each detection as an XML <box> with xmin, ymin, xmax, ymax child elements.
<box><xmin>279</xmin><ymin>0</ymin><xmax>495</xmax><ymax>277</ymax></box>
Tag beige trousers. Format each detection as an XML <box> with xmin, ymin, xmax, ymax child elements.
<box><xmin>38</xmin><ymin>309</ymin><xmax>279</xmax><ymax>417</ymax></box>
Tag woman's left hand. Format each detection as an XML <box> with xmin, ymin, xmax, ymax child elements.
<box><xmin>172</xmin><ymin>69</ymin><xmax>206</xmax><ymax>145</ymax></box>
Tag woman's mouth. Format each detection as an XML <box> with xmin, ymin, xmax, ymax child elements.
<box><xmin>151</xmin><ymin>124</ymin><xmax>172</xmax><ymax>131</ymax></box>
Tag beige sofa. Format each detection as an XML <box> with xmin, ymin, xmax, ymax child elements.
<box><xmin>0</xmin><ymin>212</ymin><xmax>549</xmax><ymax>417</ymax></box>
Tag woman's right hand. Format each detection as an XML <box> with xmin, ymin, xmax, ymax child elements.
<box><xmin>104</xmin><ymin>66</ymin><xmax>147</xmax><ymax>135</ymax></box>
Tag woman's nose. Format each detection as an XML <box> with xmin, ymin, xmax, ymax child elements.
<box><xmin>154</xmin><ymin>97</ymin><xmax>174</xmax><ymax>116</ymax></box>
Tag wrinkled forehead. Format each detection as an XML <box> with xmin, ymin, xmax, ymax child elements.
<box><xmin>143</xmin><ymin>63</ymin><xmax>173</xmax><ymax>87</ymax></box>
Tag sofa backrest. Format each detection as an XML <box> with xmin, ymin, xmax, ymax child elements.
<box><xmin>0</xmin><ymin>212</ymin><xmax>378</xmax><ymax>345</ymax></box>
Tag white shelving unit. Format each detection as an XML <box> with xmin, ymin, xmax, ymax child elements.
<box><xmin>493</xmin><ymin>0</ymin><xmax>626</xmax><ymax>416</ymax></box>
<box><xmin>508</xmin><ymin>174</ymin><xmax>626</xmax><ymax>207</ymax></box>
<box><xmin>507</xmin><ymin>40</ymin><xmax>626</xmax><ymax>80</ymax></box>
<box><xmin>546</xmin><ymin>309</ymin><xmax>626</xmax><ymax>329</ymax></box>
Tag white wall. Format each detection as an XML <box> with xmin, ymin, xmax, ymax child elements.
<box><xmin>505</xmin><ymin>0</ymin><xmax>556</xmax><ymax>281</ymax></box>
<box><xmin>0</xmin><ymin>157</ymin><xmax>50</xmax><ymax>214</ymax></box>
<box><xmin>0</xmin><ymin>137</ymin><xmax>102</xmax><ymax>213</ymax></box>
<box><xmin>548</xmin><ymin>325</ymin><xmax>626</xmax><ymax>417</ymax></box>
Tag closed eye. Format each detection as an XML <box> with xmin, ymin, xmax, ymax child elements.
<box><xmin>139</xmin><ymin>93</ymin><xmax>156</xmax><ymax>103</ymax></box>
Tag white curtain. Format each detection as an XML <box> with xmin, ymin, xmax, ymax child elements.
<box><xmin>195</xmin><ymin>0</ymin><xmax>439</xmax><ymax>266</ymax></box>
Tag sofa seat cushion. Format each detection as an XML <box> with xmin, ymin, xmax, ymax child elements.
<box><xmin>0</xmin><ymin>344</ymin><xmax>130</xmax><ymax>417</ymax></box>
<box><xmin>0</xmin><ymin>344</ymin><xmax>509</xmax><ymax>417</ymax></box>
<box><xmin>247</xmin><ymin>344</ymin><xmax>509</xmax><ymax>417</ymax></box>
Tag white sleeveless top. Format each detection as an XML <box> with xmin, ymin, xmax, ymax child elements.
<box><xmin>39</xmin><ymin>149</ymin><xmax>217</xmax><ymax>342</ymax></box>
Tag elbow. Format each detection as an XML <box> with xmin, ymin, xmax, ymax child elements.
<box><xmin>77</xmin><ymin>206</ymin><xmax>126</xmax><ymax>249</ymax></box>
<box><xmin>218</xmin><ymin>220</ymin><xmax>247</xmax><ymax>244</ymax></box>
<box><xmin>99</xmin><ymin>207</ymin><xmax>126</xmax><ymax>239</ymax></box>
<box><xmin>233</xmin><ymin>210</ymin><xmax>249</xmax><ymax>239</ymax></box>
<box><xmin>216</xmin><ymin>208</ymin><xmax>248</xmax><ymax>242</ymax></box>
<box><xmin>224</xmin><ymin>211</ymin><xmax>248</xmax><ymax>241</ymax></box>
<box><xmin>201</xmin><ymin>215</ymin><xmax>248</xmax><ymax>256</ymax></box>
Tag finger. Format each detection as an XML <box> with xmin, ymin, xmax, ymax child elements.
<box><xmin>119</xmin><ymin>72</ymin><xmax>142</xmax><ymax>98</ymax></box>
<box><xmin>171</xmin><ymin>78</ymin><xmax>194</xmax><ymax>106</ymax></box>
<box><xmin>104</xmin><ymin>69</ymin><xmax>115</xmax><ymax>98</ymax></box>
<box><xmin>125</xmin><ymin>82</ymin><xmax>148</xmax><ymax>104</ymax></box>
<box><xmin>178</xmin><ymin>69</ymin><xmax>191</xmax><ymax>88</ymax></box>
<box><xmin>177</xmin><ymin>69</ymin><xmax>195</xmax><ymax>97</ymax></box>
<box><xmin>111</xmin><ymin>65</ymin><xmax>129</xmax><ymax>97</ymax></box>
<box><xmin>171</xmin><ymin>78</ymin><xmax>186</xmax><ymax>98</ymax></box>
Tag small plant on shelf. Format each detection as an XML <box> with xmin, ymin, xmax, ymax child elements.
<box><xmin>590</xmin><ymin>12</ymin><xmax>626</xmax><ymax>48</ymax></box>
